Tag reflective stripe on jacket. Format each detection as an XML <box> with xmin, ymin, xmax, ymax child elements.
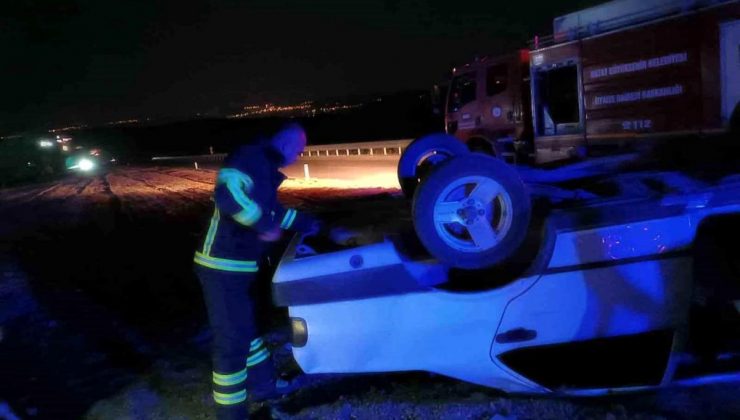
<box><xmin>194</xmin><ymin>143</ymin><xmax>315</xmax><ymax>272</ymax></box>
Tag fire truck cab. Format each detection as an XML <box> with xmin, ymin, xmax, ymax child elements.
<box><xmin>445</xmin><ymin>50</ymin><xmax>532</xmax><ymax>160</ymax></box>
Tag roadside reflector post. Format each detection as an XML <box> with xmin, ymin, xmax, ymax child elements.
<box><xmin>383</xmin><ymin>147</ymin><xmax>387</xmax><ymax>155</ymax></box>
<box><xmin>304</xmin><ymin>163</ymin><xmax>310</xmax><ymax>180</ymax></box>
<box><xmin>369</xmin><ymin>148</ymin><xmax>374</xmax><ymax>156</ymax></box>
<box><xmin>209</xmin><ymin>146</ymin><xmax>214</xmax><ymax>155</ymax></box>
<box><xmin>194</xmin><ymin>162</ymin><xmax>199</xmax><ymax>170</ymax></box>
<box><xmin>398</xmin><ymin>147</ymin><xmax>402</xmax><ymax>154</ymax></box>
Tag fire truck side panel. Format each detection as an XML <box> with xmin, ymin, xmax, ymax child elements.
<box><xmin>582</xmin><ymin>4</ymin><xmax>740</xmax><ymax>138</ymax></box>
<box><xmin>529</xmin><ymin>1</ymin><xmax>739</xmax><ymax>162</ymax></box>
<box><xmin>581</xmin><ymin>17</ymin><xmax>704</xmax><ymax>137</ymax></box>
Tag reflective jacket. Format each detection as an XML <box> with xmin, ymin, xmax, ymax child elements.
<box><xmin>194</xmin><ymin>143</ymin><xmax>314</xmax><ymax>273</ymax></box>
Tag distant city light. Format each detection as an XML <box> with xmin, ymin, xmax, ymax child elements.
<box><xmin>227</xmin><ymin>101</ymin><xmax>363</xmax><ymax>119</ymax></box>
<box><xmin>50</xmin><ymin>125</ymin><xmax>87</xmax><ymax>133</ymax></box>
<box><xmin>106</xmin><ymin>118</ymin><xmax>140</xmax><ymax>126</ymax></box>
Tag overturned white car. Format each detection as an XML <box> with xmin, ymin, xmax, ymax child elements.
<box><xmin>273</xmin><ymin>151</ymin><xmax>740</xmax><ymax>395</ymax></box>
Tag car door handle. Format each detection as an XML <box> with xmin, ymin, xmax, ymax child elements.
<box><xmin>495</xmin><ymin>327</ymin><xmax>537</xmax><ymax>344</ymax></box>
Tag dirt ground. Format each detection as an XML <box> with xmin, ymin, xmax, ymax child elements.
<box><xmin>1</xmin><ymin>166</ymin><xmax>738</xmax><ymax>420</ymax></box>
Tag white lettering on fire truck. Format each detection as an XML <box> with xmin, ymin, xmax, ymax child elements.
<box><xmin>622</xmin><ymin>119</ymin><xmax>653</xmax><ymax>131</ymax></box>
<box><xmin>590</xmin><ymin>52</ymin><xmax>688</xmax><ymax>79</ymax></box>
<box><xmin>594</xmin><ymin>84</ymin><xmax>683</xmax><ymax>107</ymax></box>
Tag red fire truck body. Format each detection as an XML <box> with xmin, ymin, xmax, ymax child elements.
<box><xmin>445</xmin><ymin>0</ymin><xmax>740</xmax><ymax>163</ymax></box>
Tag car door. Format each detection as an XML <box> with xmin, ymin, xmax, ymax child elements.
<box><xmin>490</xmin><ymin>215</ymin><xmax>695</xmax><ymax>391</ymax></box>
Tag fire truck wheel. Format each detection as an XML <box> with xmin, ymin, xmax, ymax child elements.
<box><xmin>398</xmin><ymin>133</ymin><xmax>469</xmax><ymax>198</ymax></box>
<box><xmin>412</xmin><ymin>154</ymin><xmax>531</xmax><ymax>270</ymax></box>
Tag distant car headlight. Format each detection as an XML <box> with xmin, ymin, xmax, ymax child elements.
<box><xmin>78</xmin><ymin>158</ymin><xmax>95</xmax><ymax>171</ymax></box>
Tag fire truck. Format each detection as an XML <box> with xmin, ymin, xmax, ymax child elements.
<box><xmin>438</xmin><ymin>0</ymin><xmax>739</xmax><ymax>164</ymax></box>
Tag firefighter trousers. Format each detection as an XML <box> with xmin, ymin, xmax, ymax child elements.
<box><xmin>196</xmin><ymin>266</ymin><xmax>276</xmax><ymax>420</ymax></box>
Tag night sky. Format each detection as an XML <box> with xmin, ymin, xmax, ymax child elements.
<box><xmin>1</xmin><ymin>0</ymin><xmax>602</xmax><ymax>133</ymax></box>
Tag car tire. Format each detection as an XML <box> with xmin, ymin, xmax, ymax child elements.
<box><xmin>412</xmin><ymin>154</ymin><xmax>531</xmax><ymax>270</ymax></box>
<box><xmin>398</xmin><ymin>133</ymin><xmax>469</xmax><ymax>198</ymax></box>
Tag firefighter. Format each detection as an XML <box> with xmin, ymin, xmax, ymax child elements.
<box><xmin>194</xmin><ymin>122</ymin><xmax>317</xmax><ymax>419</ymax></box>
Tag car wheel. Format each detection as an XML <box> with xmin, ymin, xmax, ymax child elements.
<box><xmin>398</xmin><ymin>133</ymin><xmax>468</xmax><ymax>198</ymax></box>
<box><xmin>412</xmin><ymin>154</ymin><xmax>531</xmax><ymax>270</ymax></box>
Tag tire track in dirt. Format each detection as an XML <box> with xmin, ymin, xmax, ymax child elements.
<box><xmin>84</xmin><ymin>174</ymin><xmax>126</xmax><ymax>231</ymax></box>
<box><xmin>119</xmin><ymin>169</ymin><xmax>212</xmax><ymax>197</ymax></box>
<box><xmin>0</xmin><ymin>177</ymin><xmax>90</xmax><ymax>226</ymax></box>
<box><xmin>158</xmin><ymin>168</ymin><xmax>217</xmax><ymax>187</ymax></box>
<box><xmin>0</xmin><ymin>180</ymin><xmax>61</xmax><ymax>203</ymax></box>
<box><xmin>116</xmin><ymin>174</ymin><xmax>191</xmax><ymax>198</ymax></box>
<box><xmin>27</xmin><ymin>176</ymin><xmax>92</xmax><ymax>202</ymax></box>
<box><xmin>115</xmin><ymin>171</ymin><xmax>212</xmax><ymax>215</ymax></box>
<box><xmin>104</xmin><ymin>173</ymin><xmax>165</xmax><ymax>220</ymax></box>
<box><xmin>105</xmin><ymin>171</ymin><xmax>207</xmax><ymax>222</ymax></box>
<box><xmin>0</xmin><ymin>177</ymin><xmax>107</xmax><ymax>253</ymax></box>
<box><xmin>34</xmin><ymin>177</ymin><xmax>101</xmax><ymax>228</ymax></box>
<box><xmin>78</xmin><ymin>176</ymin><xmax>105</xmax><ymax>197</ymax></box>
<box><xmin>75</xmin><ymin>178</ymin><xmax>95</xmax><ymax>195</ymax></box>
<box><xmin>44</xmin><ymin>176</ymin><xmax>99</xmax><ymax>201</ymax></box>
<box><xmin>10</xmin><ymin>182</ymin><xmax>65</xmax><ymax>204</ymax></box>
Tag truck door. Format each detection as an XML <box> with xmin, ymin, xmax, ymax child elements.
<box><xmin>480</xmin><ymin>63</ymin><xmax>513</xmax><ymax>132</ymax></box>
<box><xmin>720</xmin><ymin>20</ymin><xmax>740</xmax><ymax>125</ymax></box>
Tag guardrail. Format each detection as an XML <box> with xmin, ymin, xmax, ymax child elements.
<box><xmin>152</xmin><ymin>153</ymin><xmax>226</xmax><ymax>163</ymax></box>
<box><xmin>300</xmin><ymin>139</ymin><xmax>411</xmax><ymax>158</ymax></box>
<box><xmin>151</xmin><ymin>139</ymin><xmax>413</xmax><ymax>162</ymax></box>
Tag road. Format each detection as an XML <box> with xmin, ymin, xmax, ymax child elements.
<box><xmin>1</xmin><ymin>166</ymin><xmax>739</xmax><ymax>419</ymax></box>
<box><xmin>172</xmin><ymin>154</ymin><xmax>402</xmax><ymax>188</ymax></box>
<box><xmin>282</xmin><ymin>156</ymin><xmax>400</xmax><ymax>189</ymax></box>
